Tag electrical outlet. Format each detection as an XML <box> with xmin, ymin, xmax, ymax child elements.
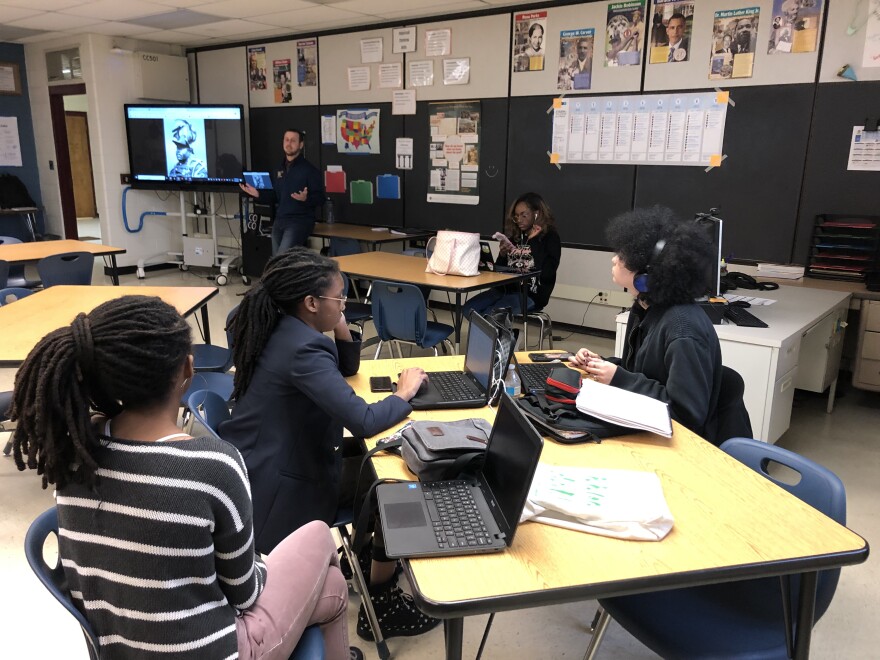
<box><xmin>597</xmin><ymin>290</ymin><xmax>608</xmax><ymax>304</ymax></box>
<box><xmin>120</xmin><ymin>173</ymin><xmax>131</xmax><ymax>184</ymax></box>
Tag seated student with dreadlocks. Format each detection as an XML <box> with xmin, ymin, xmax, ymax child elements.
<box><xmin>569</xmin><ymin>206</ymin><xmax>727</xmax><ymax>442</ymax></box>
<box><xmin>220</xmin><ymin>247</ymin><xmax>439</xmax><ymax>642</ymax></box>
<box><xmin>10</xmin><ymin>296</ymin><xmax>360</xmax><ymax>660</ymax></box>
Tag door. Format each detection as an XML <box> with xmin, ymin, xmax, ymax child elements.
<box><xmin>65</xmin><ymin>112</ymin><xmax>97</xmax><ymax>219</ymax></box>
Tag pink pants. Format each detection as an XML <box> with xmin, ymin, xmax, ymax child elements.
<box><xmin>236</xmin><ymin>520</ymin><xmax>349</xmax><ymax>660</ymax></box>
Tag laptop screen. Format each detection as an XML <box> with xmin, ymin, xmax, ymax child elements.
<box><xmin>479</xmin><ymin>393</ymin><xmax>543</xmax><ymax>543</ymax></box>
<box><xmin>464</xmin><ymin>312</ymin><xmax>497</xmax><ymax>391</ymax></box>
<box><xmin>242</xmin><ymin>171</ymin><xmax>272</xmax><ymax>190</ymax></box>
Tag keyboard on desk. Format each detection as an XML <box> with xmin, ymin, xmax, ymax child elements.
<box><xmin>427</xmin><ymin>371</ymin><xmax>482</xmax><ymax>401</ymax></box>
<box><xmin>724</xmin><ymin>306</ymin><xmax>768</xmax><ymax>328</ymax></box>
<box><xmin>518</xmin><ymin>362</ymin><xmax>557</xmax><ymax>393</ymax></box>
<box><xmin>423</xmin><ymin>481</ymin><xmax>491</xmax><ymax>549</ymax></box>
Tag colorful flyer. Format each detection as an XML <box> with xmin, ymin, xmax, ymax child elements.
<box><xmin>427</xmin><ymin>101</ymin><xmax>480</xmax><ymax>205</ymax></box>
<box><xmin>710</xmin><ymin>8</ymin><xmax>760</xmax><ymax>79</ymax></box>
<box><xmin>649</xmin><ymin>0</ymin><xmax>694</xmax><ymax>64</ymax></box>
<box><xmin>273</xmin><ymin>59</ymin><xmax>291</xmax><ymax>104</ymax></box>
<box><xmin>767</xmin><ymin>0</ymin><xmax>823</xmax><ymax>54</ymax></box>
<box><xmin>605</xmin><ymin>1</ymin><xmax>645</xmax><ymax>67</ymax></box>
<box><xmin>559</xmin><ymin>29</ymin><xmax>595</xmax><ymax>90</ymax></box>
<box><xmin>513</xmin><ymin>10</ymin><xmax>548</xmax><ymax>72</ymax></box>
<box><xmin>296</xmin><ymin>39</ymin><xmax>317</xmax><ymax>86</ymax></box>
<box><xmin>336</xmin><ymin>108</ymin><xmax>380</xmax><ymax>155</ymax></box>
<box><xmin>247</xmin><ymin>46</ymin><xmax>266</xmax><ymax>91</ymax></box>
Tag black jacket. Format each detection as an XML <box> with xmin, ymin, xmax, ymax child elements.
<box><xmin>258</xmin><ymin>153</ymin><xmax>324</xmax><ymax>227</ymax></box>
<box><xmin>496</xmin><ymin>227</ymin><xmax>562</xmax><ymax>310</ymax></box>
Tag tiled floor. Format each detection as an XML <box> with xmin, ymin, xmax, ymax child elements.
<box><xmin>1</xmin><ymin>263</ymin><xmax>877</xmax><ymax>658</ymax></box>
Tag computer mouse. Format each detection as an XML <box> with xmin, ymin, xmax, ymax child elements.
<box><xmin>729</xmin><ymin>300</ymin><xmax>751</xmax><ymax>308</ymax></box>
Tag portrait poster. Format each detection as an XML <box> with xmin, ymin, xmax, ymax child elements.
<box><xmin>767</xmin><ymin>0</ymin><xmax>822</xmax><ymax>54</ymax></box>
<box><xmin>247</xmin><ymin>46</ymin><xmax>267</xmax><ymax>91</ymax></box>
<box><xmin>336</xmin><ymin>108</ymin><xmax>380</xmax><ymax>155</ymax></box>
<box><xmin>605</xmin><ymin>1</ymin><xmax>646</xmax><ymax>67</ymax></box>
<box><xmin>709</xmin><ymin>8</ymin><xmax>760</xmax><ymax>79</ymax></box>
<box><xmin>273</xmin><ymin>59</ymin><xmax>291</xmax><ymax>104</ymax></box>
<box><xmin>164</xmin><ymin>117</ymin><xmax>208</xmax><ymax>179</ymax></box>
<box><xmin>427</xmin><ymin>101</ymin><xmax>480</xmax><ymax>205</ymax></box>
<box><xmin>559</xmin><ymin>29</ymin><xmax>595</xmax><ymax>90</ymax></box>
<box><xmin>296</xmin><ymin>39</ymin><xmax>318</xmax><ymax>86</ymax></box>
<box><xmin>513</xmin><ymin>11</ymin><xmax>548</xmax><ymax>72</ymax></box>
<box><xmin>866</xmin><ymin>0</ymin><xmax>880</xmax><ymax>67</ymax></box>
<box><xmin>648</xmin><ymin>0</ymin><xmax>694</xmax><ymax>64</ymax></box>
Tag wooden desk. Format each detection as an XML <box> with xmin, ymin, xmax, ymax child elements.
<box><xmin>0</xmin><ymin>239</ymin><xmax>127</xmax><ymax>285</ymax></box>
<box><xmin>0</xmin><ymin>207</ymin><xmax>39</xmax><ymax>241</ymax></box>
<box><xmin>312</xmin><ymin>223</ymin><xmax>431</xmax><ymax>250</ymax></box>
<box><xmin>349</xmin><ymin>355</ymin><xmax>868</xmax><ymax>660</ymax></box>
<box><xmin>0</xmin><ymin>285</ymin><xmax>217</xmax><ymax>366</ymax></box>
<box><xmin>333</xmin><ymin>252</ymin><xmax>532</xmax><ymax>351</ymax></box>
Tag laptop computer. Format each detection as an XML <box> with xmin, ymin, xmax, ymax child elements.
<box><xmin>511</xmin><ymin>354</ymin><xmax>576</xmax><ymax>394</ymax></box>
<box><xmin>242</xmin><ymin>171</ymin><xmax>273</xmax><ymax>190</ymax></box>
<box><xmin>378</xmin><ymin>392</ymin><xmax>544</xmax><ymax>558</ymax></box>
<box><xmin>408</xmin><ymin>311</ymin><xmax>499</xmax><ymax>410</ymax></box>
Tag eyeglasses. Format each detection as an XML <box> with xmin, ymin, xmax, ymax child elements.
<box><xmin>318</xmin><ymin>295</ymin><xmax>347</xmax><ymax>303</ymax></box>
<box><xmin>514</xmin><ymin>211</ymin><xmax>535</xmax><ymax>219</ymax></box>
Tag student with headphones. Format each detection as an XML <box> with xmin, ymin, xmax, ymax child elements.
<box><xmin>570</xmin><ymin>206</ymin><xmax>725</xmax><ymax>441</ymax></box>
<box><xmin>463</xmin><ymin>191</ymin><xmax>561</xmax><ymax>316</ymax></box>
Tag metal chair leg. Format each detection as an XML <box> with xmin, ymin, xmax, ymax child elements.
<box><xmin>338</xmin><ymin>525</ymin><xmax>390</xmax><ymax>660</ymax></box>
<box><xmin>582</xmin><ymin>606</ymin><xmax>611</xmax><ymax>660</ymax></box>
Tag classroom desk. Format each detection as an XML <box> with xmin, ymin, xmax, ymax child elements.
<box><xmin>333</xmin><ymin>251</ymin><xmax>532</xmax><ymax>352</ymax></box>
<box><xmin>349</xmin><ymin>355</ymin><xmax>868</xmax><ymax>660</ymax></box>
<box><xmin>0</xmin><ymin>239</ymin><xmax>127</xmax><ymax>285</ymax></box>
<box><xmin>0</xmin><ymin>285</ymin><xmax>217</xmax><ymax>366</ymax></box>
<box><xmin>311</xmin><ymin>222</ymin><xmax>431</xmax><ymax>250</ymax></box>
<box><xmin>0</xmin><ymin>207</ymin><xmax>40</xmax><ymax>242</ymax></box>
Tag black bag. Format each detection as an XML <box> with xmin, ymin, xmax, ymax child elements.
<box><xmin>0</xmin><ymin>174</ymin><xmax>36</xmax><ymax>209</ymax></box>
<box><xmin>544</xmin><ymin>367</ymin><xmax>582</xmax><ymax>408</ymax></box>
<box><xmin>381</xmin><ymin>418</ymin><xmax>491</xmax><ymax>481</ymax></box>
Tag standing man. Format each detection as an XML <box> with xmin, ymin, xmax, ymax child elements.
<box><xmin>240</xmin><ymin>129</ymin><xmax>323</xmax><ymax>255</ymax></box>
<box><xmin>665</xmin><ymin>13</ymin><xmax>689</xmax><ymax>62</ymax></box>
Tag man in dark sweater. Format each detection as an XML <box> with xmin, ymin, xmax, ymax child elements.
<box><xmin>571</xmin><ymin>207</ymin><xmax>739</xmax><ymax>443</ymax></box>
<box><xmin>240</xmin><ymin>128</ymin><xmax>324</xmax><ymax>254</ymax></box>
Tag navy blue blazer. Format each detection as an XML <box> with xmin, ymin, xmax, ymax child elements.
<box><xmin>219</xmin><ymin>315</ymin><xmax>411</xmax><ymax>553</ymax></box>
<box><xmin>257</xmin><ymin>153</ymin><xmax>324</xmax><ymax>227</ymax></box>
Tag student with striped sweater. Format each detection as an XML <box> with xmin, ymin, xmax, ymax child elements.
<box><xmin>10</xmin><ymin>295</ymin><xmax>361</xmax><ymax>660</ymax></box>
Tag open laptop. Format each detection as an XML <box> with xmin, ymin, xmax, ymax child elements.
<box><xmin>378</xmin><ymin>392</ymin><xmax>544</xmax><ymax>558</ymax></box>
<box><xmin>242</xmin><ymin>171</ymin><xmax>273</xmax><ymax>190</ymax></box>
<box><xmin>408</xmin><ymin>311</ymin><xmax>499</xmax><ymax>410</ymax></box>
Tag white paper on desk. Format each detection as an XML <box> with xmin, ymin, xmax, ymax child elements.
<box><xmin>723</xmin><ymin>294</ymin><xmax>776</xmax><ymax>306</ymax></box>
<box><xmin>521</xmin><ymin>464</ymin><xmax>674</xmax><ymax>541</ymax></box>
<box><xmin>576</xmin><ymin>379</ymin><xmax>672</xmax><ymax>437</ymax></box>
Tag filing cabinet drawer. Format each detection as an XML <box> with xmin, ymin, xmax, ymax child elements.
<box><xmin>861</xmin><ymin>331</ymin><xmax>880</xmax><ymax>361</ymax></box>
<box><xmin>855</xmin><ymin>358</ymin><xmax>880</xmax><ymax>388</ymax></box>
<box><xmin>774</xmin><ymin>334</ymin><xmax>800</xmax><ymax>382</ymax></box>
<box><xmin>865</xmin><ymin>300</ymin><xmax>880</xmax><ymax>333</ymax></box>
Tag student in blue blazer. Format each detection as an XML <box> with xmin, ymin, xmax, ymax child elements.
<box><xmin>221</xmin><ymin>247</ymin><xmax>439</xmax><ymax>641</ymax></box>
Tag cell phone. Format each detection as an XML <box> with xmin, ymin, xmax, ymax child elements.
<box><xmin>528</xmin><ymin>352</ymin><xmax>574</xmax><ymax>362</ymax></box>
<box><xmin>370</xmin><ymin>376</ymin><xmax>393</xmax><ymax>392</ymax></box>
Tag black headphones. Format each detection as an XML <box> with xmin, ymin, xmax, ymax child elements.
<box><xmin>633</xmin><ymin>239</ymin><xmax>666</xmax><ymax>293</ymax></box>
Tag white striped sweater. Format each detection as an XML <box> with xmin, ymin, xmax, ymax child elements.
<box><xmin>55</xmin><ymin>435</ymin><xmax>267</xmax><ymax>659</ymax></box>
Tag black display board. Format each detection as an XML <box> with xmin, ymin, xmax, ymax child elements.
<box><xmin>320</xmin><ymin>103</ymin><xmax>404</xmax><ymax>228</ymax></box>
<box><xmin>248</xmin><ymin>106</ymin><xmax>321</xmax><ymax>172</ymax></box>
<box><xmin>794</xmin><ymin>81</ymin><xmax>880</xmax><ymax>264</ymax></box>
<box><xmin>403</xmin><ymin>98</ymin><xmax>510</xmax><ymax>236</ymax></box>
<box><xmin>505</xmin><ymin>95</ymin><xmax>637</xmax><ymax>248</ymax></box>
<box><xmin>634</xmin><ymin>84</ymin><xmax>815</xmax><ymax>265</ymax></box>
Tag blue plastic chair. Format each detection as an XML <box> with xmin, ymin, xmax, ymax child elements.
<box><xmin>370</xmin><ymin>280</ymin><xmax>454</xmax><ymax>359</ymax></box>
<box><xmin>193</xmin><ymin>305</ymin><xmax>239</xmax><ymax>373</ymax></box>
<box><xmin>1</xmin><ymin>389</ymin><xmax>13</xmax><ymax>456</ymax></box>
<box><xmin>0</xmin><ymin>236</ymin><xmax>38</xmax><ymax>288</ymax></box>
<box><xmin>0</xmin><ymin>286</ymin><xmax>33</xmax><ymax>306</ymax></box>
<box><xmin>583</xmin><ymin>437</ymin><xmax>847</xmax><ymax>660</ymax></box>
<box><xmin>341</xmin><ymin>272</ymin><xmax>372</xmax><ymax>333</ymax></box>
<box><xmin>187</xmin><ymin>389</ymin><xmax>232</xmax><ymax>441</ymax></box>
<box><xmin>290</xmin><ymin>625</ymin><xmax>325</xmax><ymax>660</ymax></box>
<box><xmin>37</xmin><ymin>251</ymin><xmax>94</xmax><ymax>287</ymax></box>
<box><xmin>0</xmin><ymin>259</ymin><xmax>8</xmax><ymax>289</ymax></box>
<box><xmin>25</xmin><ymin>508</ymin><xmax>100</xmax><ymax>659</ymax></box>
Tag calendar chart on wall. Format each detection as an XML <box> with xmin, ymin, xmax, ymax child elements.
<box><xmin>551</xmin><ymin>91</ymin><xmax>729</xmax><ymax>167</ymax></box>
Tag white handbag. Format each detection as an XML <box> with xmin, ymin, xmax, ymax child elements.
<box><xmin>425</xmin><ymin>230</ymin><xmax>481</xmax><ymax>276</ymax></box>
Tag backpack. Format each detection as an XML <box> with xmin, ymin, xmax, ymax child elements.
<box><xmin>0</xmin><ymin>174</ymin><xmax>36</xmax><ymax>209</ymax></box>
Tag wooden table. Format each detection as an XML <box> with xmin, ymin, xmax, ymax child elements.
<box><xmin>312</xmin><ymin>222</ymin><xmax>431</xmax><ymax>250</ymax></box>
<box><xmin>0</xmin><ymin>239</ymin><xmax>127</xmax><ymax>285</ymax></box>
<box><xmin>333</xmin><ymin>252</ymin><xmax>532</xmax><ymax>351</ymax></box>
<box><xmin>0</xmin><ymin>207</ymin><xmax>40</xmax><ymax>241</ymax></box>
<box><xmin>349</xmin><ymin>355</ymin><xmax>869</xmax><ymax>660</ymax></box>
<box><xmin>0</xmin><ymin>285</ymin><xmax>218</xmax><ymax>366</ymax></box>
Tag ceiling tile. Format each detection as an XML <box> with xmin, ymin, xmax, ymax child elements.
<box><xmin>127</xmin><ymin>9</ymin><xmax>227</xmax><ymax>30</ymax></box>
<box><xmin>380</xmin><ymin>1</ymin><xmax>486</xmax><ymax>21</ymax></box>
<box><xmin>58</xmin><ymin>0</ymin><xmax>171</xmax><ymax>21</ymax></box>
<box><xmin>0</xmin><ymin>24</ymin><xmax>49</xmax><ymax>41</ymax></box>
<box><xmin>136</xmin><ymin>28</ymin><xmax>216</xmax><ymax>45</ymax></box>
<box><xmin>334</xmin><ymin>0</ymin><xmax>443</xmax><ymax>15</ymax></box>
<box><xmin>83</xmin><ymin>21</ymin><xmax>158</xmax><ymax>36</ymax></box>
<box><xmin>250</xmin><ymin>5</ymin><xmax>367</xmax><ymax>29</ymax></box>
<box><xmin>2</xmin><ymin>0</ymin><xmax>82</xmax><ymax>10</ymax></box>
<box><xmin>183</xmin><ymin>19</ymin><xmax>278</xmax><ymax>37</ymax></box>
<box><xmin>15</xmin><ymin>30</ymin><xmax>71</xmax><ymax>43</ymax></box>
<box><xmin>7</xmin><ymin>12</ymin><xmax>103</xmax><ymax>31</ymax></box>
<box><xmin>143</xmin><ymin>0</ymin><xmax>219</xmax><ymax>7</ymax></box>
<box><xmin>0</xmin><ymin>6</ymin><xmax>43</xmax><ymax>22</ymax></box>
<box><xmin>194</xmin><ymin>0</ymin><xmax>313</xmax><ymax>20</ymax></box>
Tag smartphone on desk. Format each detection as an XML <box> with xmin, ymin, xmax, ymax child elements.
<box><xmin>528</xmin><ymin>352</ymin><xmax>573</xmax><ymax>362</ymax></box>
<box><xmin>370</xmin><ymin>376</ymin><xmax>394</xmax><ymax>392</ymax></box>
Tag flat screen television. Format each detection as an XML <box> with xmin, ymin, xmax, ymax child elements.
<box><xmin>124</xmin><ymin>104</ymin><xmax>246</xmax><ymax>192</ymax></box>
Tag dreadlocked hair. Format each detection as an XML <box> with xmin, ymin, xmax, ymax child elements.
<box><xmin>230</xmin><ymin>246</ymin><xmax>340</xmax><ymax>399</ymax></box>
<box><xmin>10</xmin><ymin>295</ymin><xmax>192</xmax><ymax>491</ymax></box>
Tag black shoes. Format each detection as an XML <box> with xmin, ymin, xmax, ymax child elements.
<box><xmin>349</xmin><ymin>647</ymin><xmax>364</xmax><ymax>660</ymax></box>
<box><xmin>356</xmin><ymin>578</ymin><xmax>440</xmax><ymax>641</ymax></box>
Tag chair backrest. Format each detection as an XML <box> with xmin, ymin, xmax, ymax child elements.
<box><xmin>37</xmin><ymin>251</ymin><xmax>95</xmax><ymax>287</ymax></box>
<box><xmin>0</xmin><ymin>235</ymin><xmax>23</xmax><ymax>245</ymax></box>
<box><xmin>220</xmin><ymin>304</ymin><xmax>241</xmax><ymax>372</ymax></box>
<box><xmin>0</xmin><ymin>259</ymin><xmax>8</xmax><ymax>289</ymax></box>
<box><xmin>187</xmin><ymin>389</ymin><xmax>232</xmax><ymax>440</ymax></box>
<box><xmin>24</xmin><ymin>508</ymin><xmax>100</xmax><ymax>660</ymax></box>
<box><xmin>0</xmin><ymin>286</ymin><xmax>35</xmax><ymax>306</ymax></box>
<box><xmin>328</xmin><ymin>237</ymin><xmax>362</xmax><ymax>257</ymax></box>
<box><xmin>371</xmin><ymin>280</ymin><xmax>428</xmax><ymax>344</ymax></box>
<box><xmin>709</xmin><ymin>365</ymin><xmax>752</xmax><ymax>446</ymax></box>
<box><xmin>720</xmin><ymin>436</ymin><xmax>846</xmax><ymax>621</ymax></box>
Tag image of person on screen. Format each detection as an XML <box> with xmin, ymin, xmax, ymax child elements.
<box><xmin>568</xmin><ymin>207</ymin><xmax>742</xmax><ymax>445</ymax></box>
<box><xmin>462</xmin><ymin>192</ymin><xmax>561</xmax><ymax>317</ymax></box>
<box><xmin>168</xmin><ymin>119</ymin><xmax>207</xmax><ymax>179</ymax></box>
<box><xmin>239</xmin><ymin>128</ymin><xmax>323</xmax><ymax>255</ymax></box>
<box><xmin>664</xmin><ymin>13</ymin><xmax>689</xmax><ymax>62</ymax></box>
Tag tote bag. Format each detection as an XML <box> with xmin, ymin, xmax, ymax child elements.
<box><xmin>425</xmin><ymin>231</ymin><xmax>481</xmax><ymax>276</ymax></box>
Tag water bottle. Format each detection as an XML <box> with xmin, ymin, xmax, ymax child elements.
<box><xmin>504</xmin><ymin>364</ymin><xmax>521</xmax><ymax>397</ymax></box>
<box><xmin>324</xmin><ymin>197</ymin><xmax>335</xmax><ymax>224</ymax></box>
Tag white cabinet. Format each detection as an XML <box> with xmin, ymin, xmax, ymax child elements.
<box><xmin>853</xmin><ymin>299</ymin><xmax>880</xmax><ymax>391</ymax></box>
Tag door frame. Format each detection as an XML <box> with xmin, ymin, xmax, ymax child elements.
<box><xmin>49</xmin><ymin>82</ymin><xmax>87</xmax><ymax>240</ymax></box>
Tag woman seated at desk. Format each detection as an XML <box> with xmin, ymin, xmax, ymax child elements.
<box><xmin>570</xmin><ymin>206</ymin><xmax>728</xmax><ymax>442</ymax></box>
<box><xmin>463</xmin><ymin>191</ymin><xmax>561</xmax><ymax>317</ymax></box>
<box><xmin>10</xmin><ymin>295</ymin><xmax>357</xmax><ymax>660</ymax></box>
<box><xmin>220</xmin><ymin>247</ymin><xmax>439</xmax><ymax>642</ymax></box>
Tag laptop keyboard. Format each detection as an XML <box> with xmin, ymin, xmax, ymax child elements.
<box><xmin>724</xmin><ymin>306</ymin><xmax>768</xmax><ymax>328</ymax></box>
<box><xmin>518</xmin><ymin>363</ymin><xmax>556</xmax><ymax>393</ymax></box>
<box><xmin>423</xmin><ymin>481</ymin><xmax>491</xmax><ymax>549</ymax></box>
<box><xmin>429</xmin><ymin>371</ymin><xmax>481</xmax><ymax>401</ymax></box>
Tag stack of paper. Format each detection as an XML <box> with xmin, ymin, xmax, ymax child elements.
<box><xmin>575</xmin><ymin>379</ymin><xmax>672</xmax><ymax>437</ymax></box>
<box><xmin>757</xmin><ymin>263</ymin><xmax>805</xmax><ymax>279</ymax></box>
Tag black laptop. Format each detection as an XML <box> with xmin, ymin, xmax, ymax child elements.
<box><xmin>378</xmin><ymin>392</ymin><xmax>544</xmax><ymax>558</ymax></box>
<box><xmin>408</xmin><ymin>311</ymin><xmax>499</xmax><ymax>410</ymax></box>
<box><xmin>242</xmin><ymin>171</ymin><xmax>273</xmax><ymax>190</ymax></box>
